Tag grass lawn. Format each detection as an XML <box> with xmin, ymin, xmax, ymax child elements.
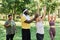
<box><xmin>0</xmin><ymin>23</ymin><xmax>60</xmax><ymax>40</ymax></box>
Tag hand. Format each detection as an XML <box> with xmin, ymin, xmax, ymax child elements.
<box><xmin>43</xmin><ymin>6</ymin><xmax>46</xmax><ymax>11</ymax></box>
<box><xmin>7</xmin><ymin>24</ymin><xmax>11</xmax><ymax>27</ymax></box>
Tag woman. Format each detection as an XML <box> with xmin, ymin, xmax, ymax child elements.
<box><xmin>34</xmin><ymin>6</ymin><xmax>46</xmax><ymax>40</ymax></box>
<box><xmin>48</xmin><ymin>13</ymin><xmax>56</xmax><ymax>40</ymax></box>
<box><xmin>4</xmin><ymin>14</ymin><xmax>16</xmax><ymax>40</ymax></box>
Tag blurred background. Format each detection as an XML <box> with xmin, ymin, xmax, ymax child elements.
<box><xmin>0</xmin><ymin>0</ymin><xmax>60</xmax><ymax>40</ymax></box>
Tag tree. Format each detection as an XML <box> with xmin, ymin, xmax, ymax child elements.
<box><xmin>38</xmin><ymin>0</ymin><xmax>59</xmax><ymax>15</ymax></box>
<box><xmin>1</xmin><ymin>0</ymin><xmax>60</xmax><ymax>20</ymax></box>
<box><xmin>1</xmin><ymin>0</ymin><xmax>31</xmax><ymax>20</ymax></box>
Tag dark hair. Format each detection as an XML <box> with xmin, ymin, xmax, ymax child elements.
<box><xmin>34</xmin><ymin>13</ymin><xmax>39</xmax><ymax>21</ymax></box>
<box><xmin>35</xmin><ymin>13</ymin><xmax>39</xmax><ymax>18</ymax></box>
<box><xmin>8</xmin><ymin>14</ymin><xmax>12</xmax><ymax>17</ymax></box>
<box><xmin>41</xmin><ymin>15</ymin><xmax>43</xmax><ymax>19</ymax></box>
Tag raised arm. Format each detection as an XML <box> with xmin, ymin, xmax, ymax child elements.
<box><xmin>21</xmin><ymin>15</ymin><xmax>35</xmax><ymax>24</ymax></box>
<box><xmin>53</xmin><ymin>15</ymin><xmax>56</xmax><ymax>22</ymax></box>
<box><xmin>42</xmin><ymin>6</ymin><xmax>46</xmax><ymax>20</ymax></box>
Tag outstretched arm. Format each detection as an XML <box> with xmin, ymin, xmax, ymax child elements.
<box><xmin>24</xmin><ymin>18</ymin><xmax>35</xmax><ymax>23</ymax></box>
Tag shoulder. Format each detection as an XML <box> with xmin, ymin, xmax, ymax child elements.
<box><xmin>12</xmin><ymin>20</ymin><xmax>15</xmax><ymax>22</ymax></box>
<box><xmin>5</xmin><ymin>20</ymin><xmax>9</xmax><ymax>23</ymax></box>
<box><xmin>4</xmin><ymin>20</ymin><xmax>9</xmax><ymax>25</ymax></box>
<box><xmin>21</xmin><ymin>14</ymin><xmax>26</xmax><ymax>20</ymax></box>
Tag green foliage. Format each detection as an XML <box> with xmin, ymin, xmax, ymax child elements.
<box><xmin>44</xmin><ymin>0</ymin><xmax>58</xmax><ymax>14</ymax></box>
<box><xmin>23</xmin><ymin>0</ymin><xmax>30</xmax><ymax>4</ymax></box>
<box><xmin>0</xmin><ymin>0</ymin><xmax>60</xmax><ymax>15</ymax></box>
<box><xmin>1</xmin><ymin>0</ymin><xmax>32</xmax><ymax>14</ymax></box>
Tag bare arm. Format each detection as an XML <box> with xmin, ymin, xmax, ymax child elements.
<box><xmin>4</xmin><ymin>24</ymin><xmax>10</xmax><ymax>28</ymax></box>
<box><xmin>24</xmin><ymin>18</ymin><xmax>35</xmax><ymax>23</ymax></box>
<box><xmin>53</xmin><ymin>15</ymin><xmax>56</xmax><ymax>22</ymax></box>
<box><xmin>42</xmin><ymin>11</ymin><xmax>46</xmax><ymax>20</ymax></box>
<box><xmin>42</xmin><ymin>6</ymin><xmax>46</xmax><ymax>20</ymax></box>
<box><xmin>4</xmin><ymin>21</ymin><xmax>11</xmax><ymax>28</ymax></box>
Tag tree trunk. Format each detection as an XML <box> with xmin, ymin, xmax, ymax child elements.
<box><xmin>13</xmin><ymin>2</ymin><xmax>16</xmax><ymax>20</ymax></box>
<box><xmin>58</xmin><ymin>9</ymin><xmax>60</xmax><ymax>18</ymax></box>
<box><xmin>12</xmin><ymin>8</ymin><xmax>16</xmax><ymax>20</ymax></box>
<box><xmin>6</xmin><ymin>14</ymin><xmax>7</xmax><ymax>19</ymax></box>
<box><xmin>13</xmin><ymin>13</ymin><xmax>15</xmax><ymax>20</ymax></box>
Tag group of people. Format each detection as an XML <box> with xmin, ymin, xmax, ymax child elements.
<box><xmin>4</xmin><ymin>6</ymin><xmax>56</xmax><ymax>40</ymax></box>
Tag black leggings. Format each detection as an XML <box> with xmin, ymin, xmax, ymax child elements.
<box><xmin>36</xmin><ymin>33</ymin><xmax>44</xmax><ymax>40</ymax></box>
<box><xmin>22</xmin><ymin>29</ymin><xmax>31</xmax><ymax>40</ymax></box>
<box><xmin>6</xmin><ymin>34</ymin><xmax>15</xmax><ymax>40</ymax></box>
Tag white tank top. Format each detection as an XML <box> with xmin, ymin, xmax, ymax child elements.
<box><xmin>36</xmin><ymin>21</ymin><xmax>44</xmax><ymax>34</ymax></box>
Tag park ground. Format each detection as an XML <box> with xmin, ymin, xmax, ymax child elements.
<box><xmin>0</xmin><ymin>21</ymin><xmax>60</xmax><ymax>40</ymax></box>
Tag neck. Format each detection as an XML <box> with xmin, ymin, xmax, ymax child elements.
<box><xmin>8</xmin><ymin>19</ymin><xmax>12</xmax><ymax>21</ymax></box>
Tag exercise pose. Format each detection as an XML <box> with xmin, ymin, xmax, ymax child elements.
<box><xmin>48</xmin><ymin>13</ymin><xmax>56</xmax><ymax>40</ymax></box>
<box><xmin>34</xmin><ymin>6</ymin><xmax>46</xmax><ymax>40</ymax></box>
